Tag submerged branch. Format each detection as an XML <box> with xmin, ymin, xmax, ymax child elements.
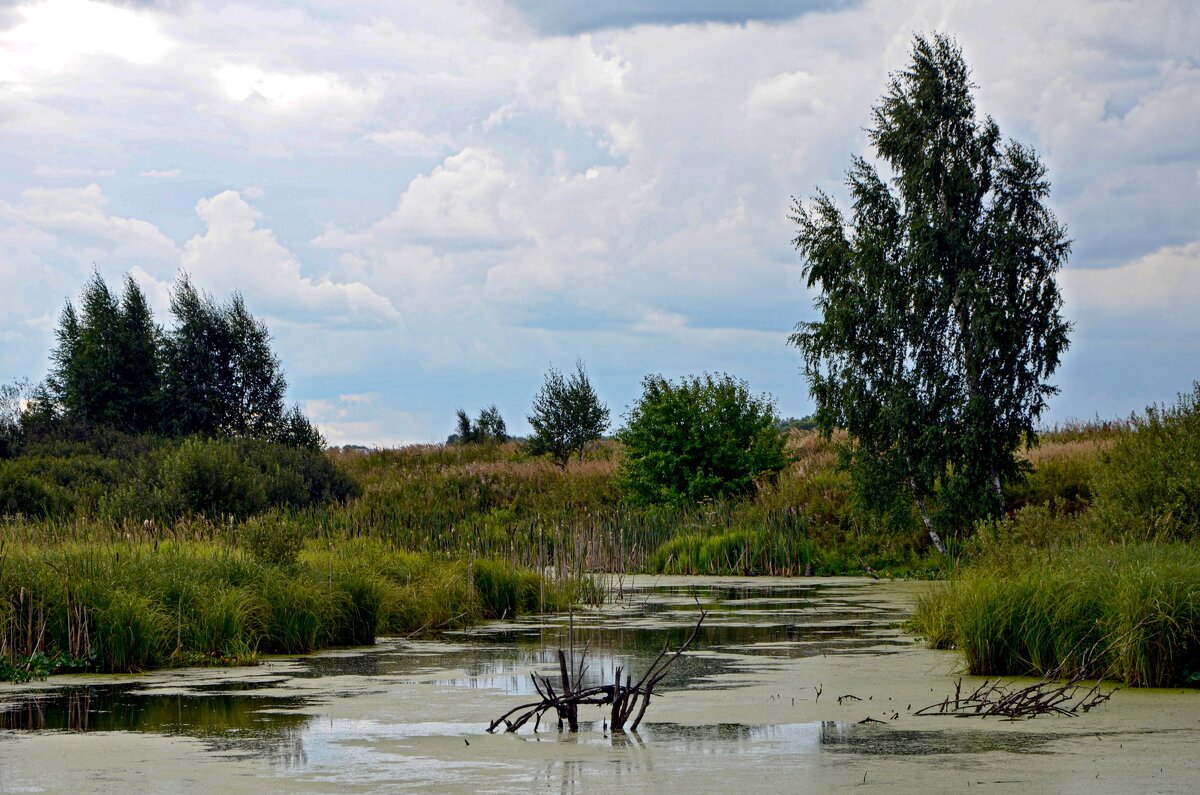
<box><xmin>487</xmin><ymin>609</ymin><xmax>707</xmax><ymax>734</ymax></box>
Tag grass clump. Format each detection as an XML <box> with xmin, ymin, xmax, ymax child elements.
<box><xmin>0</xmin><ymin>538</ymin><xmax>570</xmax><ymax>680</ymax></box>
<box><xmin>910</xmin><ymin>544</ymin><xmax>1200</xmax><ymax>687</ymax></box>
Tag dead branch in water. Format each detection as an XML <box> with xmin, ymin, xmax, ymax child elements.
<box><xmin>487</xmin><ymin>609</ymin><xmax>707</xmax><ymax>734</ymax></box>
<box><xmin>915</xmin><ymin>673</ymin><xmax>1114</xmax><ymax>719</ymax></box>
<box><xmin>917</xmin><ymin>625</ymin><xmax>1129</xmax><ymax>719</ymax></box>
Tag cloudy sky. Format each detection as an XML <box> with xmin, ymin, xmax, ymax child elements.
<box><xmin>1</xmin><ymin>0</ymin><xmax>1196</xmax><ymax>445</ymax></box>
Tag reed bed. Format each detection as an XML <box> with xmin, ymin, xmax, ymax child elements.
<box><xmin>0</xmin><ymin>537</ymin><xmax>572</xmax><ymax>680</ymax></box>
<box><xmin>910</xmin><ymin>543</ymin><xmax>1200</xmax><ymax>687</ymax></box>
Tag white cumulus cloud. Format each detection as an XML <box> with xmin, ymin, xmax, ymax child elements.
<box><xmin>180</xmin><ymin>190</ymin><xmax>400</xmax><ymax>326</ymax></box>
<box><xmin>1062</xmin><ymin>242</ymin><xmax>1200</xmax><ymax>317</ymax></box>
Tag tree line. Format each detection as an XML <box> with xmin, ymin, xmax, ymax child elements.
<box><xmin>5</xmin><ymin>271</ymin><xmax>321</xmax><ymax>455</ymax></box>
<box><xmin>454</xmin><ymin>362</ymin><xmax>789</xmax><ymax>507</ymax></box>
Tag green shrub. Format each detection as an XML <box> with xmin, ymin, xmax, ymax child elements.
<box><xmin>1007</xmin><ymin>454</ymin><xmax>1095</xmax><ymax>514</ymax></box>
<box><xmin>161</xmin><ymin>437</ymin><xmax>269</xmax><ymax>519</ymax></box>
<box><xmin>242</xmin><ymin>514</ymin><xmax>306</xmax><ymax>567</ymax></box>
<box><xmin>0</xmin><ymin>464</ymin><xmax>67</xmax><ymax>517</ymax></box>
<box><xmin>1090</xmin><ymin>384</ymin><xmax>1200</xmax><ymax>540</ymax></box>
<box><xmin>232</xmin><ymin>437</ymin><xmax>360</xmax><ymax>506</ymax></box>
<box><xmin>618</xmin><ymin>373</ymin><xmax>788</xmax><ymax>506</ymax></box>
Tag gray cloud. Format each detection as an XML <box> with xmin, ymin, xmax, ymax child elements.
<box><xmin>508</xmin><ymin>0</ymin><xmax>863</xmax><ymax>35</ymax></box>
<box><xmin>1</xmin><ymin>0</ymin><xmax>1197</xmax><ymax>441</ymax></box>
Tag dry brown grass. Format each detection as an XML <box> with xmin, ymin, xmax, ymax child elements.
<box><xmin>1020</xmin><ymin>435</ymin><xmax>1116</xmax><ymax>467</ymax></box>
<box><xmin>784</xmin><ymin>428</ymin><xmax>843</xmax><ymax>478</ymax></box>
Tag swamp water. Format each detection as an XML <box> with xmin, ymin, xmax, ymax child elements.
<box><xmin>1</xmin><ymin>576</ymin><xmax>1197</xmax><ymax>793</ymax></box>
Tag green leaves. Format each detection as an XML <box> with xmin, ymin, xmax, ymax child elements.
<box><xmin>526</xmin><ymin>361</ymin><xmax>609</xmax><ymax>467</ymax></box>
<box><xmin>43</xmin><ymin>271</ymin><xmax>321</xmax><ymax>450</ymax></box>
<box><xmin>618</xmin><ymin>373</ymin><xmax>786</xmax><ymax>506</ymax></box>
<box><xmin>160</xmin><ymin>276</ymin><xmax>291</xmax><ymax>441</ymax></box>
<box><xmin>452</xmin><ymin>404</ymin><xmax>508</xmax><ymax>445</ymax></box>
<box><xmin>791</xmin><ymin>34</ymin><xmax>1070</xmax><ymax>539</ymax></box>
<box><xmin>49</xmin><ymin>272</ymin><xmax>161</xmax><ymax>434</ymax></box>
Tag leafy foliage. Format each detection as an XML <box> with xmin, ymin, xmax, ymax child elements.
<box><xmin>476</xmin><ymin>404</ymin><xmax>508</xmax><ymax>443</ymax></box>
<box><xmin>1089</xmin><ymin>383</ymin><xmax>1200</xmax><ymax>540</ymax></box>
<box><xmin>451</xmin><ymin>404</ymin><xmax>508</xmax><ymax>444</ymax></box>
<box><xmin>526</xmin><ymin>361</ymin><xmax>610</xmax><ymax>467</ymax></box>
<box><xmin>618</xmin><ymin>373</ymin><xmax>787</xmax><ymax>506</ymax></box>
<box><xmin>37</xmin><ymin>271</ymin><xmax>323</xmax><ymax>450</ymax></box>
<box><xmin>790</xmin><ymin>34</ymin><xmax>1070</xmax><ymax>541</ymax></box>
<box><xmin>48</xmin><ymin>273</ymin><xmax>162</xmax><ymax>434</ymax></box>
<box><xmin>162</xmin><ymin>275</ymin><xmax>295</xmax><ymax>442</ymax></box>
<box><xmin>160</xmin><ymin>437</ymin><xmax>269</xmax><ymax>519</ymax></box>
<box><xmin>0</xmin><ymin>432</ymin><xmax>358</xmax><ymax>522</ymax></box>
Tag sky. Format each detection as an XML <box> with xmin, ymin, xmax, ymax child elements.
<box><xmin>0</xmin><ymin>0</ymin><xmax>1197</xmax><ymax>446</ymax></box>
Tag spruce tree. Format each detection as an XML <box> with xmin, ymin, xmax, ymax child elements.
<box><xmin>47</xmin><ymin>272</ymin><xmax>161</xmax><ymax>432</ymax></box>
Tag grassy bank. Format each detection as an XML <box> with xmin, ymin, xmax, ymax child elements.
<box><xmin>909</xmin><ymin>390</ymin><xmax>1200</xmax><ymax>686</ymax></box>
<box><xmin>311</xmin><ymin>431</ymin><xmax>949</xmax><ymax>579</ymax></box>
<box><xmin>6</xmin><ymin>399</ymin><xmax>1194</xmax><ymax>687</ymax></box>
<box><xmin>0</xmin><ymin>538</ymin><xmax>570</xmax><ymax>682</ymax></box>
<box><xmin>911</xmin><ymin>544</ymin><xmax>1200</xmax><ymax>687</ymax></box>
<box><xmin>3</xmin><ymin>423</ymin><xmax>1125</xmax><ymax>586</ymax></box>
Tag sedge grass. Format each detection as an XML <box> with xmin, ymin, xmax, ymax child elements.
<box><xmin>0</xmin><ymin>538</ymin><xmax>572</xmax><ymax>679</ymax></box>
<box><xmin>910</xmin><ymin>543</ymin><xmax>1200</xmax><ymax>687</ymax></box>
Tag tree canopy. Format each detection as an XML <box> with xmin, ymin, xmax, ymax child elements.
<box><xmin>42</xmin><ymin>272</ymin><xmax>321</xmax><ymax>449</ymax></box>
<box><xmin>618</xmin><ymin>373</ymin><xmax>786</xmax><ymax>506</ymax></box>
<box><xmin>526</xmin><ymin>361</ymin><xmax>609</xmax><ymax>467</ymax></box>
<box><xmin>789</xmin><ymin>34</ymin><xmax>1071</xmax><ymax>549</ymax></box>
<box><xmin>48</xmin><ymin>272</ymin><xmax>160</xmax><ymax>434</ymax></box>
<box><xmin>451</xmin><ymin>404</ymin><xmax>508</xmax><ymax>445</ymax></box>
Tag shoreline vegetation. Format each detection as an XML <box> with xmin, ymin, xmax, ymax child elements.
<box><xmin>7</xmin><ymin>396</ymin><xmax>1198</xmax><ymax>687</ymax></box>
<box><xmin>0</xmin><ymin>537</ymin><xmax>574</xmax><ymax>683</ymax></box>
<box><xmin>910</xmin><ymin>385</ymin><xmax>1200</xmax><ymax>688</ymax></box>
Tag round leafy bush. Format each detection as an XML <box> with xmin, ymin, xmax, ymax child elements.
<box><xmin>161</xmin><ymin>437</ymin><xmax>268</xmax><ymax>519</ymax></box>
<box><xmin>618</xmin><ymin>373</ymin><xmax>788</xmax><ymax>505</ymax></box>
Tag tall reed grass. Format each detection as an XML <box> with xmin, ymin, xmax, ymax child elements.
<box><xmin>910</xmin><ymin>543</ymin><xmax>1200</xmax><ymax>687</ymax></box>
<box><xmin>0</xmin><ymin>538</ymin><xmax>571</xmax><ymax>679</ymax></box>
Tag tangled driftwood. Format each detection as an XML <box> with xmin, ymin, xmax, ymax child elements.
<box><xmin>916</xmin><ymin>673</ymin><xmax>1113</xmax><ymax>719</ymax></box>
<box><xmin>487</xmin><ymin>610</ymin><xmax>707</xmax><ymax>734</ymax></box>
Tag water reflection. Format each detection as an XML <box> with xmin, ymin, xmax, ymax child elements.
<box><xmin>0</xmin><ymin>684</ymin><xmax>313</xmax><ymax>765</ymax></box>
<box><xmin>817</xmin><ymin>721</ymin><xmax>1064</xmax><ymax>755</ymax></box>
<box><xmin>0</xmin><ymin>578</ymin><xmax>928</xmax><ymax>774</ymax></box>
<box><xmin>0</xmin><ymin>685</ymin><xmax>310</xmax><ymax>734</ymax></box>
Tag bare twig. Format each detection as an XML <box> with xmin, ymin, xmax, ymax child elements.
<box><xmin>487</xmin><ymin>609</ymin><xmax>707</xmax><ymax>734</ymax></box>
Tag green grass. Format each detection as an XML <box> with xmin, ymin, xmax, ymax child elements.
<box><xmin>0</xmin><ymin>539</ymin><xmax>571</xmax><ymax>679</ymax></box>
<box><xmin>8</xmin><ymin>407</ymin><xmax>1197</xmax><ymax>686</ymax></box>
<box><xmin>910</xmin><ymin>543</ymin><xmax>1200</xmax><ymax>687</ymax></box>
